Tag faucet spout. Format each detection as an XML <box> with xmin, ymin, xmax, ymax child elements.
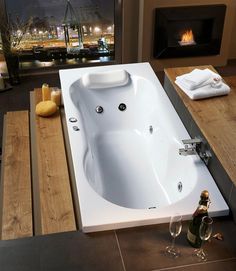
<box><xmin>179</xmin><ymin>146</ymin><xmax>197</xmax><ymax>156</ymax></box>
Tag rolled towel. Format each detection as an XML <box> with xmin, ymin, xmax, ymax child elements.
<box><xmin>176</xmin><ymin>68</ymin><xmax>221</xmax><ymax>90</ymax></box>
<box><xmin>175</xmin><ymin>78</ymin><xmax>230</xmax><ymax>100</ymax></box>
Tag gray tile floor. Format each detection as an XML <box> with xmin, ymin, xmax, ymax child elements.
<box><xmin>0</xmin><ymin>218</ymin><xmax>235</xmax><ymax>270</ymax></box>
<box><xmin>116</xmin><ymin>218</ymin><xmax>236</xmax><ymax>271</ymax></box>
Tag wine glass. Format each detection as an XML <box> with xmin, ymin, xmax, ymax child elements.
<box><xmin>194</xmin><ymin>216</ymin><xmax>213</xmax><ymax>261</ymax></box>
<box><xmin>165</xmin><ymin>214</ymin><xmax>182</xmax><ymax>258</ymax></box>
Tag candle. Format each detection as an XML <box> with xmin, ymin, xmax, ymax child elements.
<box><xmin>51</xmin><ymin>87</ymin><xmax>61</xmax><ymax>106</ymax></box>
<box><xmin>0</xmin><ymin>74</ymin><xmax>5</xmax><ymax>90</ymax></box>
<box><xmin>42</xmin><ymin>83</ymin><xmax>51</xmax><ymax>101</ymax></box>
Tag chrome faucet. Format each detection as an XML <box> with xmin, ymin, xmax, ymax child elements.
<box><xmin>179</xmin><ymin>138</ymin><xmax>202</xmax><ymax>156</ymax></box>
<box><xmin>179</xmin><ymin>137</ymin><xmax>212</xmax><ymax>165</ymax></box>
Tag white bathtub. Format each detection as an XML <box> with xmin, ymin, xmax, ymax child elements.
<box><xmin>59</xmin><ymin>62</ymin><xmax>229</xmax><ymax>232</ymax></box>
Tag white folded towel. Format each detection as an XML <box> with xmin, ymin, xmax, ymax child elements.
<box><xmin>175</xmin><ymin>78</ymin><xmax>230</xmax><ymax>100</ymax></box>
<box><xmin>175</xmin><ymin>68</ymin><xmax>230</xmax><ymax>100</ymax></box>
<box><xmin>176</xmin><ymin>68</ymin><xmax>222</xmax><ymax>90</ymax></box>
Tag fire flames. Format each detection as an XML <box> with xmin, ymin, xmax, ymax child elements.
<box><xmin>179</xmin><ymin>29</ymin><xmax>196</xmax><ymax>46</ymax></box>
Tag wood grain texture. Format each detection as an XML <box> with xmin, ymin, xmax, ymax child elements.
<box><xmin>30</xmin><ymin>92</ymin><xmax>42</xmax><ymax>235</ymax></box>
<box><xmin>32</xmin><ymin>88</ymin><xmax>76</xmax><ymax>235</ymax></box>
<box><xmin>164</xmin><ymin>66</ymin><xmax>236</xmax><ymax>185</ymax></box>
<box><xmin>0</xmin><ymin>111</ymin><xmax>33</xmax><ymax>240</ymax></box>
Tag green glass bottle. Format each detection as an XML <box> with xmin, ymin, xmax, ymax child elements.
<box><xmin>187</xmin><ymin>190</ymin><xmax>210</xmax><ymax>248</ymax></box>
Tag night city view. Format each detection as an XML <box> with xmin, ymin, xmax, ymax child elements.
<box><xmin>0</xmin><ymin>0</ymin><xmax>115</xmax><ymax>71</ymax></box>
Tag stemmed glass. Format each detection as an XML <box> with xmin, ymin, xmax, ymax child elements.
<box><xmin>194</xmin><ymin>216</ymin><xmax>213</xmax><ymax>261</ymax></box>
<box><xmin>165</xmin><ymin>214</ymin><xmax>182</xmax><ymax>258</ymax></box>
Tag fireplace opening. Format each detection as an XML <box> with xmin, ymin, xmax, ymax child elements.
<box><xmin>153</xmin><ymin>5</ymin><xmax>226</xmax><ymax>59</ymax></box>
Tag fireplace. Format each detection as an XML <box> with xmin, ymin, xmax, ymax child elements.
<box><xmin>153</xmin><ymin>5</ymin><xmax>226</xmax><ymax>59</ymax></box>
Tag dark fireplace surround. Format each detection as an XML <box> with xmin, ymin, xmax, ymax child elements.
<box><xmin>153</xmin><ymin>5</ymin><xmax>226</xmax><ymax>59</ymax></box>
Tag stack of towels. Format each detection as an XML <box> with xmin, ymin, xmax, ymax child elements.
<box><xmin>175</xmin><ymin>68</ymin><xmax>230</xmax><ymax>100</ymax></box>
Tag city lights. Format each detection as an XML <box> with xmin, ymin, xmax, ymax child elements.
<box><xmin>94</xmin><ymin>26</ymin><xmax>101</xmax><ymax>33</ymax></box>
<box><xmin>0</xmin><ymin>0</ymin><xmax>115</xmax><ymax>70</ymax></box>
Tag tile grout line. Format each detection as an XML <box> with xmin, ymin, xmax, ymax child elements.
<box><xmin>151</xmin><ymin>257</ymin><xmax>236</xmax><ymax>271</ymax></box>
<box><xmin>114</xmin><ymin>230</ymin><xmax>127</xmax><ymax>271</ymax></box>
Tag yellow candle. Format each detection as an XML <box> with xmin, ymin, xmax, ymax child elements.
<box><xmin>51</xmin><ymin>88</ymin><xmax>61</xmax><ymax>106</ymax></box>
<box><xmin>42</xmin><ymin>83</ymin><xmax>51</xmax><ymax>101</ymax></box>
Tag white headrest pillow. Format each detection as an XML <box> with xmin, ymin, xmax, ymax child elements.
<box><xmin>81</xmin><ymin>69</ymin><xmax>129</xmax><ymax>89</ymax></box>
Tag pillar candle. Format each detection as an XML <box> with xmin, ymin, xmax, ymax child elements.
<box><xmin>42</xmin><ymin>83</ymin><xmax>51</xmax><ymax>101</ymax></box>
<box><xmin>51</xmin><ymin>87</ymin><xmax>61</xmax><ymax>106</ymax></box>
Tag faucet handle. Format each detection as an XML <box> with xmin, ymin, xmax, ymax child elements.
<box><xmin>182</xmin><ymin>138</ymin><xmax>202</xmax><ymax>145</ymax></box>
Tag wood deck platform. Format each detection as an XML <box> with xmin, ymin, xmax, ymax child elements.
<box><xmin>1</xmin><ymin>71</ymin><xmax>236</xmax><ymax>240</ymax></box>
<box><xmin>0</xmin><ymin>89</ymin><xmax>77</xmax><ymax>240</ymax></box>
<box><xmin>30</xmin><ymin>89</ymin><xmax>76</xmax><ymax>236</ymax></box>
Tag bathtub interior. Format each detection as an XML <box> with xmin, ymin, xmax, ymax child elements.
<box><xmin>69</xmin><ymin>72</ymin><xmax>199</xmax><ymax>209</ymax></box>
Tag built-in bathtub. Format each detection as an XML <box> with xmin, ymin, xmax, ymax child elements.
<box><xmin>59</xmin><ymin>62</ymin><xmax>229</xmax><ymax>232</ymax></box>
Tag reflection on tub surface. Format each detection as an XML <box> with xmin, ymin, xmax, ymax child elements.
<box><xmin>60</xmin><ymin>62</ymin><xmax>229</xmax><ymax>232</ymax></box>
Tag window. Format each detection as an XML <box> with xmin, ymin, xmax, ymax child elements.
<box><xmin>0</xmin><ymin>0</ymin><xmax>121</xmax><ymax>72</ymax></box>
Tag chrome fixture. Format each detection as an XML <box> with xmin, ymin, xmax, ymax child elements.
<box><xmin>73</xmin><ymin>126</ymin><xmax>80</xmax><ymax>131</ymax></box>
<box><xmin>177</xmin><ymin>181</ymin><xmax>183</xmax><ymax>192</ymax></box>
<box><xmin>179</xmin><ymin>137</ymin><xmax>212</xmax><ymax>165</ymax></box>
<box><xmin>149</xmin><ymin>125</ymin><xmax>153</xmax><ymax>134</ymax></box>
<box><xmin>118</xmin><ymin>103</ymin><xmax>126</xmax><ymax>111</ymax></box>
<box><xmin>95</xmin><ymin>106</ymin><xmax>104</xmax><ymax>114</ymax></box>
<box><xmin>198</xmin><ymin>150</ymin><xmax>212</xmax><ymax>166</ymax></box>
<box><xmin>179</xmin><ymin>138</ymin><xmax>202</xmax><ymax>156</ymax></box>
<box><xmin>69</xmin><ymin>117</ymin><xmax>77</xmax><ymax>123</ymax></box>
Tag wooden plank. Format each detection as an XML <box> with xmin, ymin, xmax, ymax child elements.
<box><xmin>164</xmin><ymin>66</ymin><xmax>236</xmax><ymax>185</ymax></box>
<box><xmin>0</xmin><ymin>115</ymin><xmax>7</xmax><ymax>236</ymax></box>
<box><xmin>31</xmin><ymin>88</ymin><xmax>76</xmax><ymax>235</ymax></box>
<box><xmin>0</xmin><ymin>111</ymin><xmax>33</xmax><ymax>240</ymax></box>
<box><xmin>30</xmin><ymin>92</ymin><xmax>42</xmax><ymax>235</ymax></box>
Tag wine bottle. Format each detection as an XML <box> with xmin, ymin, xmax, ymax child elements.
<box><xmin>187</xmin><ymin>190</ymin><xmax>210</xmax><ymax>248</ymax></box>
